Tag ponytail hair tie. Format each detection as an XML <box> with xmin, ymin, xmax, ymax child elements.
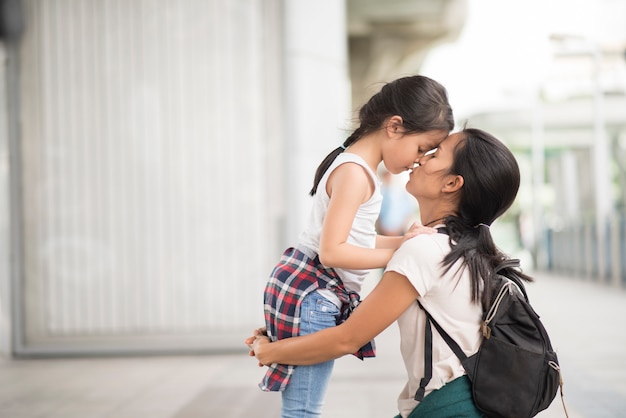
<box><xmin>475</xmin><ymin>223</ymin><xmax>490</xmax><ymax>229</ymax></box>
<box><xmin>340</xmin><ymin>144</ymin><xmax>347</xmax><ymax>150</ymax></box>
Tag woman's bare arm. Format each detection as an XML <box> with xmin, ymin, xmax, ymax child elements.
<box><xmin>247</xmin><ymin>271</ymin><xmax>419</xmax><ymax>365</ymax></box>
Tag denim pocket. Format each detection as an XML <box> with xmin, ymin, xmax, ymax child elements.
<box><xmin>314</xmin><ymin>297</ymin><xmax>340</xmax><ymax>313</ymax></box>
<box><xmin>300</xmin><ymin>292</ymin><xmax>340</xmax><ymax>335</ymax></box>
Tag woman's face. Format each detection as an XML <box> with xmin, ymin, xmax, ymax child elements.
<box><xmin>382</xmin><ymin>129</ymin><xmax>447</xmax><ymax>175</ymax></box>
<box><xmin>405</xmin><ymin>132</ymin><xmax>463</xmax><ymax>199</ymax></box>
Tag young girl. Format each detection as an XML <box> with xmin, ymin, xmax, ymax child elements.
<box><xmin>262</xmin><ymin>75</ymin><xmax>454</xmax><ymax>417</ymax></box>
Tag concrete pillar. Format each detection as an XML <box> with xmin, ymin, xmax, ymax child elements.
<box><xmin>610</xmin><ymin>214</ymin><xmax>622</xmax><ymax>287</ymax></box>
<box><xmin>591</xmin><ymin>45</ymin><xmax>612</xmax><ymax>281</ymax></box>
<box><xmin>283</xmin><ymin>0</ymin><xmax>351</xmax><ymax>244</ymax></box>
<box><xmin>0</xmin><ymin>43</ymin><xmax>11</xmax><ymax>357</ymax></box>
<box><xmin>531</xmin><ymin>97</ymin><xmax>546</xmax><ymax>269</ymax></box>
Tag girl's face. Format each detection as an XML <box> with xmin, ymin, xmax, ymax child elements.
<box><xmin>382</xmin><ymin>129</ymin><xmax>447</xmax><ymax>175</ymax></box>
<box><xmin>405</xmin><ymin>132</ymin><xmax>463</xmax><ymax>199</ymax></box>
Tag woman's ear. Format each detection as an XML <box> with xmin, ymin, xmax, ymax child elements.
<box><xmin>385</xmin><ymin>115</ymin><xmax>405</xmax><ymax>137</ymax></box>
<box><xmin>443</xmin><ymin>174</ymin><xmax>464</xmax><ymax>193</ymax></box>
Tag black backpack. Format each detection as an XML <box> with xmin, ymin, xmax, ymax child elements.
<box><xmin>415</xmin><ymin>259</ymin><xmax>566</xmax><ymax>418</ymax></box>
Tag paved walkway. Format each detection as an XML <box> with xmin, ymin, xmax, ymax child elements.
<box><xmin>0</xmin><ymin>272</ymin><xmax>625</xmax><ymax>417</ymax></box>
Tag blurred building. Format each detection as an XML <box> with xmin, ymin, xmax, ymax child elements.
<box><xmin>0</xmin><ymin>0</ymin><xmax>467</xmax><ymax>357</ymax></box>
<box><xmin>441</xmin><ymin>1</ymin><xmax>626</xmax><ymax>286</ymax></box>
<box><xmin>2</xmin><ymin>0</ymin><xmax>624</xmax><ymax>359</ymax></box>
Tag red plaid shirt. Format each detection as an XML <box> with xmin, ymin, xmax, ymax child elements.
<box><xmin>260</xmin><ymin>246</ymin><xmax>376</xmax><ymax>392</ymax></box>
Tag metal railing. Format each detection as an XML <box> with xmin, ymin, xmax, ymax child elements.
<box><xmin>546</xmin><ymin>215</ymin><xmax>626</xmax><ymax>287</ymax></box>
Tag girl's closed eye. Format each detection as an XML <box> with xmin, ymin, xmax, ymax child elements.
<box><xmin>418</xmin><ymin>146</ymin><xmax>436</xmax><ymax>156</ymax></box>
<box><xmin>424</xmin><ymin>148</ymin><xmax>438</xmax><ymax>157</ymax></box>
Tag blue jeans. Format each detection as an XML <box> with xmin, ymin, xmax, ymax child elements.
<box><xmin>281</xmin><ymin>290</ymin><xmax>341</xmax><ymax>418</ymax></box>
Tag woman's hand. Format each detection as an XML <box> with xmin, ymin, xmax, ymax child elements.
<box><xmin>245</xmin><ymin>327</ymin><xmax>270</xmax><ymax>367</ymax></box>
<box><xmin>403</xmin><ymin>222</ymin><xmax>436</xmax><ymax>241</ymax></box>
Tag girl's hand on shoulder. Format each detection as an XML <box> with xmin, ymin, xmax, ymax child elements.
<box><xmin>402</xmin><ymin>222</ymin><xmax>437</xmax><ymax>242</ymax></box>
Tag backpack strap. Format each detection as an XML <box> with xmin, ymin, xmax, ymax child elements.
<box><xmin>414</xmin><ymin>306</ymin><xmax>432</xmax><ymax>401</ymax></box>
<box><xmin>418</xmin><ymin>300</ymin><xmax>467</xmax><ymax>360</ymax></box>
<box><xmin>414</xmin><ymin>226</ymin><xmax>449</xmax><ymax>401</ymax></box>
<box><xmin>494</xmin><ymin>258</ymin><xmax>529</xmax><ymax>302</ymax></box>
<box><xmin>414</xmin><ymin>300</ymin><xmax>468</xmax><ymax>401</ymax></box>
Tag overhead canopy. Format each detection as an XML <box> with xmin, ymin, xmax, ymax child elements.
<box><xmin>347</xmin><ymin>0</ymin><xmax>468</xmax><ymax>104</ymax></box>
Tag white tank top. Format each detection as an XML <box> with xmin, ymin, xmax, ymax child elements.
<box><xmin>298</xmin><ymin>153</ymin><xmax>382</xmax><ymax>303</ymax></box>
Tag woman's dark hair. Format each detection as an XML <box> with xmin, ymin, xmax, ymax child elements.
<box><xmin>309</xmin><ymin>75</ymin><xmax>454</xmax><ymax>195</ymax></box>
<box><xmin>441</xmin><ymin>127</ymin><xmax>532</xmax><ymax>309</ymax></box>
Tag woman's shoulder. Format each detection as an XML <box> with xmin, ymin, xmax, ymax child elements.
<box><xmin>386</xmin><ymin>233</ymin><xmax>451</xmax><ymax>295</ymax></box>
<box><xmin>401</xmin><ymin>232</ymin><xmax>449</xmax><ymax>254</ymax></box>
<box><xmin>390</xmin><ymin>233</ymin><xmax>449</xmax><ymax>267</ymax></box>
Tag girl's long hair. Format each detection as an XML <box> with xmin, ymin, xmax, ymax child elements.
<box><xmin>309</xmin><ymin>75</ymin><xmax>454</xmax><ymax>196</ymax></box>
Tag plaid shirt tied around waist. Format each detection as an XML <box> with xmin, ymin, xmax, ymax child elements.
<box><xmin>260</xmin><ymin>247</ymin><xmax>376</xmax><ymax>392</ymax></box>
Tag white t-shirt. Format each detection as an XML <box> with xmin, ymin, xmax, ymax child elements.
<box><xmin>298</xmin><ymin>153</ymin><xmax>382</xmax><ymax>303</ymax></box>
<box><xmin>385</xmin><ymin>229</ymin><xmax>483</xmax><ymax>418</ymax></box>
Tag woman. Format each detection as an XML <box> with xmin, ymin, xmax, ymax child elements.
<box><xmin>246</xmin><ymin>127</ymin><xmax>530</xmax><ymax>417</ymax></box>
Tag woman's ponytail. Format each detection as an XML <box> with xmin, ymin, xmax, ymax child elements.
<box><xmin>440</xmin><ymin>128</ymin><xmax>531</xmax><ymax>310</ymax></box>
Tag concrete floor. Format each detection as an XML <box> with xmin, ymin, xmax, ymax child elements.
<box><xmin>1</xmin><ymin>273</ymin><xmax>625</xmax><ymax>417</ymax></box>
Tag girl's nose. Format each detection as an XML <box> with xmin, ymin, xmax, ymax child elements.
<box><xmin>417</xmin><ymin>153</ymin><xmax>431</xmax><ymax>164</ymax></box>
<box><xmin>418</xmin><ymin>148</ymin><xmax>437</xmax><ymax>164</ymax></box>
